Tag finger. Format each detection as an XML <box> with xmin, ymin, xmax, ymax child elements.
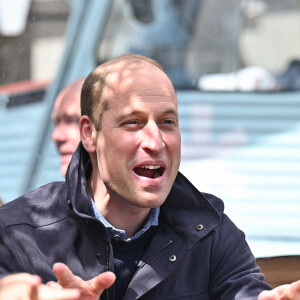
<box><xmin>258</xmin><ymin>281</ymin><xmax>300</xmax><ymax>300</ymax></box>
<box><xmin>257</xmin><ymin>290</ymin><xmax>274</xmax><ymax>300</ymax></box>
<box><xmin>0</xmin><ymin>274</ymin><xmax>41</xmax><ymax>300</ymax></box>
<box><xmin>0</xmin><ymin>274</ymin><xmax>41</xmax><ymax>287</ymax></box>
<box><xmin>52</xmin><ymin>263</ymin><xmax>79</xmax><ymax>287</ymax></box>
<box><xmin>87</xmin><ymin>271</ymin><xmax>116</xmax><ymax>295</ymax></box>
<box><xmin>46</xmin><ymin>281</ymin><xmax>63</xmax><ymax>289</ymax></box>
<box><xmin>38</xmin><ymin>285</ymin><xmax>80</xmax><ymax>300</ymax></box>
<box><xmin>30</xmin><ymin>283</ymin><xmax>39</xmax><ymax>300</ymax></box>
<box><xmin>290</xmin><ymin>280</ymin><xmax>300</xmax><ymax>294</ymax></box>
<box><xmin>258</xmin><ymin>285</ymin><xmax>290</xmax><ymax>300</ymax></box>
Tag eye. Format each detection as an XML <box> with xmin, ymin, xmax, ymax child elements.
<box><xmin>162</xmin><ymin>119</ymin><xmax>175</xmax><ymax>125</ymax></box>
<box><xmin>160</xmin><ymin>118</ymin><xmax>177</xmax><ymax>127</ymax></box>
<box><xmin>55</xmin><ymin>117</ymin><xmax>80</xmax><ymax>126</ymax></box>
<box><xmin>121</xmin><ymin>119</ymin><xmax>143</xmax><ymax>129</ymax></box>
<box><xmin>65</xmin><ymin>117</ymin><xmax>80</xmax><ymax>125</ymax></box>
<box><xmin>159</xmin><ymin>118</ymin><xmax>178</xmax><ymax>131</ymax></box>
<box><xmin>126</xmin><ymin>120</ymin><xmax>139</xmax><ymax>125</ymax></box>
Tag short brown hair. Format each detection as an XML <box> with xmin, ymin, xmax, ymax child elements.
<box><xmin>81</xmin><ymin>53</ymin><xmax>166</xmax><ymax>131</ymax></box>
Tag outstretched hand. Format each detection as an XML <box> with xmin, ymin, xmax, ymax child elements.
<box><xmin>0</xmin><ymin>272</ymin><xmax>80</xmax><ymax>300</ymax></box>
<box><xmin>258</xmin><ymin>280</ymin><xmax>300</xmax><ymax>300</ymax></box>
<box><xmin>51</xmin><ymin>262</ymin><xmax>116</xmax><ymax>300</ymax></box>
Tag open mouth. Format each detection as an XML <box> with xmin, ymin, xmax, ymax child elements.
<box><xmin>134</xmin><ymin>165</ymin><xmax>165</xmax><ymax>179</ymax></box>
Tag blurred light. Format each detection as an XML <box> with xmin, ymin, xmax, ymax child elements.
<box><xmin>0</xmin><ymin>0</ymin><xmax>32</xmax><ymax>36</ymax></box>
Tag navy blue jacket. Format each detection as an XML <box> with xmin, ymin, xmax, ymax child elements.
<box><xmin>0</xmin><ymin>144</ymin><xmax>271</xmax><ymax>299</ymax></box>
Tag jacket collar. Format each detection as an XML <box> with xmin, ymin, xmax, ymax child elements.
<box><xmin>66</xmin><ymin>142</ymin><xmax>91</xmax><ymax>217</ymax></box>
<box><xmin>162</xmin><ymin>171</ymin><xmax>223</xmax><ymax>243</ymax></box>
<box><xmin>125</xmin><ymin>173</ymin><xmax>222</xmax><ymax>299</ymax></box>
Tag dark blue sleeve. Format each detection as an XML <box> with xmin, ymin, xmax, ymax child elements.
<box><xmin>209</xmin><ymin>214</ymin><xmax>272</xmax><ymax>299</ymax></box>
<box><xmin>0</xmin><ymin>233</ymin><xmax>22</xmax><ymax>278</ymax></box>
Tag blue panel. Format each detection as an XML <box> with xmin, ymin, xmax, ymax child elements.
<box><xmin>178</xmin><ymin>91</ymin><xmax>300</xmax><ymax>257</ymax></box>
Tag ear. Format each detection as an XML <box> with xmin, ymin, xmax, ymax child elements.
<box><xmin>79</xmin><ymin>115</ymin><xmax>97</xmax><ymax>153</ymax></box>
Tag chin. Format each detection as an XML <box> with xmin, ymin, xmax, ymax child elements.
<box><xmin>137</xmin><ymin>194</ymin><xmax>167</xmax><ymax>209</ymax></box>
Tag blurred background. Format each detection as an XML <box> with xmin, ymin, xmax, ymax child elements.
<box><xmin>0</xmin><ymin>0</ymin><xmax>300</xmax><ymax>259</ymax></box>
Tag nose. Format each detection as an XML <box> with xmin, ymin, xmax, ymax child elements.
<box><xmin>140</xmin><ymin>121</ymin><xmax>165</xmax><ymax>153</ymax></box>
<box><xmin>51</xmin><ymin>123</ymin><xmax>66</xmax><ymax>143</ymax></box>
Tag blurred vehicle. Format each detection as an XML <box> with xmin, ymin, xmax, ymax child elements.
<box><xmin>0</xmin><ymin>0</ymin><xmax>299</xmax><ymax>262</ymax></box>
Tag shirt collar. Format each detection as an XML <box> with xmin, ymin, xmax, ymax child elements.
<box><xmin>88</xmin><ymin>192</ymin><xmax>160</xmax><ymax>241</ymax></box>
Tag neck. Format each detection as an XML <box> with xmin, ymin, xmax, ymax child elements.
<box><xmin>103</xmin><ymin>202</ymin><xmax>151</xmax><ymax>238</ymax></box>
<box><xmin>88</xmin><ymin>175</ymin><xmax>151</xmax><ymax>239</ymax></box>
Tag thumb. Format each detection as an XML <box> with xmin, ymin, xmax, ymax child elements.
<box><xmin>258</xmin><ymin>290</ymin><xmax>274</xmax><ymax>300</ymax></box>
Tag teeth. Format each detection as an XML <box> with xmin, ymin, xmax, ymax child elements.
<box><xmin>141</xmin><ymin>165</ymin><xmax>161</xmax><ymax>169</ymax></box>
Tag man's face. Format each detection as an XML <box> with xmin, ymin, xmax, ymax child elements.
<box><xmin>92</xmin><ymin>64</ymin><xmax>181</xmax><ymax>209</ymax></box>
<box><xmin>51</xmin><ymin>89</ymin><xmax>81</xmax><ymax>176</ymax></box>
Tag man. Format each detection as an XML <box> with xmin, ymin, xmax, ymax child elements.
<box><xmin>0</xmin><ymin>54</ymin><xmax>299</xmax><ymax>299</ymax></box>
<box><xmin>51</xmin><ymin>78</ymin><xmax>84</xmax><ymax>176</ymax></box>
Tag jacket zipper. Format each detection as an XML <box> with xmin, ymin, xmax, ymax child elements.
<box><xmin>105</xmin><ymin>246</ymin><xmax>110</xmax><ymax>300</ymax></box>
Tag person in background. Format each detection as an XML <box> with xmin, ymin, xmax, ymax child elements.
<box><xmin>0</xmin><ymin>54</ymin><xmax>299</xmax><ymax>300</ymax></box>
<box><xmin>51</xmin><ymin>78</ymin><xmax>84</xmax><ymax>176</ymax></box>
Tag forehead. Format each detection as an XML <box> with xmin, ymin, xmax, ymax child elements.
<box><xmin>53</xmin><ymin>89</ymin><xmax>81</xmax><ymax>117</ymax></box>
<box><xmin>103</xmin><ymin>64</ymin><xmax>177</xmax><ymax>107</ymax></box>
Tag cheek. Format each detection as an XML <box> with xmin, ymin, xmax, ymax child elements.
<box><xmin>98</xmin><ymin>133</ymin><xmax>128</xmax><ymax>163</ymax></box>
<box><xmin>166</xmin><ymin>133</ymin><xmax>181</xmax><ymax>154</ymax></box>
<box><xmin>110</xmin><ymin>132</ymin><xmax>139</xmax><ymax>153</ymax></box>
<box><xmin>69</xmin><ymin>126</ymin><xmax>80</xmax><ymax>139</ymax></box>
<box><xmin>110</xmin><ymin>140</ymin><xmax>136</xmax><ymax>161</ymax></box>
